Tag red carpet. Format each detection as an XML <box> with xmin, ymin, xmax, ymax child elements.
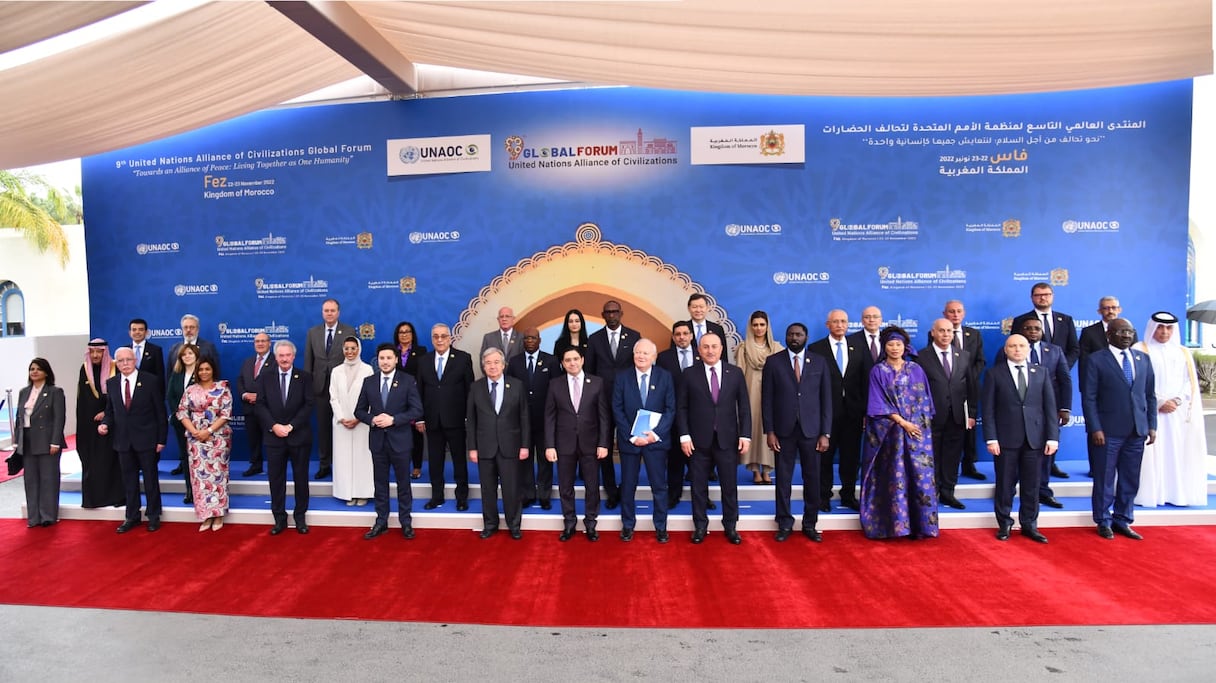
<box><xmin>2</xmin><ymin>519</ymin><xmax>1215</xmax><ymax>628</ymax></box>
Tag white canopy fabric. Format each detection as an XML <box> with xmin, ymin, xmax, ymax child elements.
<box><xmin>1</xmin><ymin>0</ymin><xmax>1211</xmax><ymax>168</ymax></box>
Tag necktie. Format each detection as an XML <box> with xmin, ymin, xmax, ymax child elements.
<box><xmin>834</xmin><ymin>342</ymin><xmax>844</xmax><ymax>374</ymax></box>
<box><xmin>527</xmin><ymin>354</ymin><xmax>535</xmax><ymax>378</ymax></box>
<box><xmin>953</xmin><ymin>329</ymin><xmax>962</xmax><ymax>352</ymax></box>
<box><xmin>1016</xmin><ymin>365</ymin><xmax>1027</xmax><ymax>400</ymax></box>
<box><xmin>571</xmin><ymin>377</ymin><xmax>582</xmax><ymax>411</ymax></box>
<box><xmin>437</xmin><ymin>354</ymin><xmax>445</xmax><ymax>379</ymax></box>
<box><xmin>797</xmin><ymin>354</ymin><xmax>804</xmax><ymax>381</ymax></box>
<box><xmin>680</xmin><ymin>349</ymin><xmax>690</xmax><ymax>369</ymax></box>
<box><xmin>490</xmin><ymin>381</ymin><xmax>499</xmax><ymax>414</ymax></box>
<box><xmin>1040</xmin><ymin>313</ymin><xmax>1052</xmax><ymax>343</ymax></box>
<box><xmin>381</xmin><ymin>376</ymin><xmax>390</xmax><ymax>406</ymax></box>
<box><xmin>134</xmin><ymin>344</ymin><xmax>142</xmax><ymax>369</ymax></box>
<box><xmin>696</xmin><ymin>323</ymin><xmax>704</xmax><ymax>343</ymax></box>
<box><xmin>281</xmin><ymin>372</ymin><xmax>289</xmax><ymax>402</ymax></box>
<box><xmin>502</xmin><ymin>331</ymin><xmax>509</xmax><ymax>351</ymax></box>
<box><xmin>254</xmin><ymin>354</ymin><xmax>264</xmax><ymax>377</ymax></box>
<box><xmin>869</xmin><ymin>334</ymin><xmax>878</xmax><ymax>362</ymax></box>
<box><xmin>1122</xmin><ymin>351</ymin><xmax>1134</xmax><ymax>386</ymax></box>
<box><xmin>610</xmin><ymin>331</ymin><xmax>618</xmax><ymax>358</ymax></box>
<box><xmin>123</xmin><ymin>378</ymin><xmax>132</xmax><ymax>409</ymax></box>
<box><xmin>640</xmin><ymin>373</ymin><xmax>649</xmax><ymax>404</ymax></box>
<box><xmin>325</xmin><ymin>328</ymin><xmax>333</xmax><ymax>354</ymax></box>
<box><xmin>1030</xmin><ymin>344</ymin><xmax>1040</xmax><ymax>365</ymax></box>
<box><xmin>942</xmin><ymin>350</ymin><xmax>952</xmax><ymax>378</ymax></box>
<box><xmin>710</xmin><ymin>366</ymin><xmax>720</xmax><ymax>404</ymax></box>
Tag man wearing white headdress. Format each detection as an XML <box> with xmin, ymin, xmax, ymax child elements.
<box><xmin>1132</xmin><ymin>311</ymin><xmax>1208</xmax><ymax>506</ymax></box>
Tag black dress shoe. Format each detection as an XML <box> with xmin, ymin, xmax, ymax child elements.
<box><xmin>656</xmin><ymin>530</ymin><xmax>669</xmax><ymax>544</ymax></box>
<box><xmin>840</xmin><ymin>496</ymin><xmax>861</xmax><ymax>511</ymax></box>
<box><xmin>169</xmin><ymin>465</ymin><xmax>184</xmax><ymax>476</ymax></box>
<box><xmin>1112</xmin><ymin>524</ymin><xmax>1143</xmax><ymax>540</ymax></box>
<box><xmin>961</xmin><ymin>466</ymin><xmax>987</xmax><ymax>481</ymax></box>
<box><xmin>996</xmin><ymin>524</ymin><xmax>1011</xmax><ymax>541</ymax></box>
<box><xmin>1039</xmin><ymin>495</ymin><xmax>1064</xmax><ymax>509</ymax></box>
<box><xmin>1050</xmin><ymin>464</ymin><xmax>1070</xmax><ymax>478</ymax></box>
<box><xmin>183</xmin><ymin>494</ymin><xmax>193</xmax><ymax>504</ymax></box>
<box><xmin>802</xmin><ymin>528</ymin><xmax>822</xmax><ymax>543</ymax></box>
<box><xmin>708</xmin><ymin>500</ymin><xmax>717</xmax><ymax>511</ymax></box>
<box><xmin>585</xmin><ymin>527</ymin><xmax>599</xmax><ymax>542</ymax></box>
<box><xmin>940</xmin><ymin>494</ymin><xmax>966</xmax><ymax>510</ymax></box>
<box><xmin>402</xmin><ymin>526</ymin><xmax>415</xmax><ymax>539</ymax></box>
<box><xmin>313</xmin><ymin>467</ymin><xmax>331</xmax><ymax>480</ymax></box>
<box><xmin>270</xmin><ymin>521</ymin><xmax>287</xmax><ymax>535</ymax></box>
<box><xmin>147</xmin><ymin>518</ymin><xmax>161</xmax><ymax>532</ymax></box>
<box><xmin>775</xmin><ymin>528</ymin><xmax>792</xmax><ymax>542</ymax></box>
<box><xmin>40</xmin><ymin>520</ymin><xmax>55</xmax><ymax>527</ymax></box>
<box><xmin>619</xmin><ymin>528</ymin><xmax>634</xmax><ymax>542</ymax></box>
<box><xmin>1097</xmin><ymin>524</ymin><xmax>1114</xmax><ymax>539</ymax></box>
<box><xmin>1085</xmin><ymin>470</ymin><xmax>1093</xmax><ymax>478</ymax></box>
<box><xmin>709</xmin><ymin>472</ymin><xmax>718</xmax><ymax>482</ymax></box>
<box><xmin>296</xmin><ymin>523</ymin><xmax>309</xmax><ymax>534</ymax></box>
<box><xmin>242</xmin><ymin>465</ymin><xmax>263</xmax><ymax>477</ymax></box>
<box><xmin>522</xmin><ymin>498</ymin><xmax>536</xmax><ymax>508</ymax></box>
<box><xmin>559</xmin><ymin>527</ymin><xmax>576</xmax><ymax>542</ymax></box>
<box><xmin>364</xmin><ymin>524</ymin><xmax>388</xmax><ymax>540</ymax></box>
<box><xmin>540</xmin><ymin>500</ymin><xmax>552</xmax><ymax>510</ymax></box>
<box><xmin>423</xmin><ymin>500</ymin><xmax>444</xmax><ymax>510</ymax></box>
<box><xmin>456</xmin><ymin>501</ymin><xmax>469</xmax><ymax>512</ymax></box>
<box><xmin>479</xmin><ymin>528</ymin><xmax>498</xmax><ymax>539</ymax></box>
<box><xmin>1021</xmin><ymin>527</ymin><xmax>1049</xmax><ymax>543</ymax></box>
<box><xmin>725</xmin><ymin>528</ymin><xmax>742</xmax><ymax>545</ymax></box>
<box><xmin>667</xmin><ymin>497</ymin><xmax>680</xmax><ymax>509</ymax></box>
<box><xmin>691</xmin><ymin>528</ymin><xmax>707</xmax><ymax>544</ymax></box>
<box><xmin>605</xmin><ymin>496</ymin><xmax>620</xmax><ymax>510</ymax></box>
<box><xmin>116</xmin><ymin>520</ymin><xmax>139</xmax><ymax>534</ymax></box>
<box><xmin>819</xmin><ymin>501</ymin><xmax>831</xmax><ymax>513</ymax></box>
<box><xmin>510</xmin><ymin>529</ymin><xmax>522</xmax><ymax>540</ymax></box>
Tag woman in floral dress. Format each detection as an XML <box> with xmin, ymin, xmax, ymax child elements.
<box><xmin>177</xmin><ymin>358</ymin><xmax>233</xmax><ymax>531</ymax></box>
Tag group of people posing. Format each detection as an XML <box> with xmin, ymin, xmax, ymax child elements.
<box><xmin>15</xmin><ymin>284</ymin><xmax>1207</xmax><ymax>545</ymax></box>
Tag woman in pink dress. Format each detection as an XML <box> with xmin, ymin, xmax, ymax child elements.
<box><xmin>176</xmin><ymin>358</ymin><xmax>233</xmax><ymax>531</ymax></box>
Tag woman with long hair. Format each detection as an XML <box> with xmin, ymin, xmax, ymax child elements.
<box><xmin>552</xmin><ymin>309</ymin><xmax>590</xmax><ymax>360</ymax></box>
<box><xmin>167</xmin><ymin>343</ymin><xmax>200</xmax><ymax>502</ymax></box>
<box><xmin>177</xmin><ymin>357</ymin><xmax>233</xmax><ymax>531</ymax></box>
<box><xmin>15</xmin><ymin>358</ymin><xmax>66</xmax><ymax>527</ymax></box>
<box><xmin>392</xmin><ymin>321</ymin><xmax>428</xmax><ymax>479</ymax></box>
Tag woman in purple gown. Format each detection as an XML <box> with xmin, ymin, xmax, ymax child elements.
<box><xmin>860</xmin><ymin>326</ymin><xmax>939</xmax><ymax>539</ymax></box>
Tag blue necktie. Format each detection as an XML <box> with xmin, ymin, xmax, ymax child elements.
<box><xmin>1122</xmin><ymin>351</ymin><xmax>1134</xmax><ymax>386</ymax></box>
<box><xmin>835</xmin><ymin>342</ymin><xmax>844</xmax><ymax>374</ymax></box>
<box><xmin>490</xmin><ymin>381</ymin><xmax>498</xmax><ymax>413</ymax></box>
<box><xmin>640</xmin><ymin>373</ymin><xmax>648</xmax><ymax>404</ymax></box>
<box><xmin>437</xmin><ymin>355</ymin><xmax>445</xmax><ymax>380</ymax></box>
<box><xmin>527</xmin><ymin>354</ymin><xmax>535</xmax><ymax>378</ymax></box>
<box><xmin>381</xmin><ymin>376</ymin><xmax>390</xmax><ymax>406</ymax></box>
<box><xmin>280</xmin><ymin>372</ymin><xmax>289</xmax><ymax>403</ymax></box>
<box><xmin>1030</xmin><ymin>344</ymin><xmax>1040</xmax><ymax>365</ymax></box>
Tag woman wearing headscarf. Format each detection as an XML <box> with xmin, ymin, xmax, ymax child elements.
<box><xmin>1132</xmin><ymin>312</ymin><xmax>1208</xmax><ymax>506</ymax></box>
<box><xmin>331</xmin><ymin>336</ymin><xmax>374</xmax><ymax>505</ymax></box>
<box><xmin>176</xmin><ymin>356</ymin><xmax>233</xmax><ymax>530</ymax></box>
<box><xmin>76</xmin><ymin>339</ymin><xmax>124</xmax><ymax>508</ymax></box>
<box><xmin>859</xmin><ymin>326</ymin><xmax>939</xmax><ymax>540</ymax></box>
<box><xmin>15</xmin><ymin>358</ymin><xmax>66</xmax><ymax>527</ymax></box>
<box><xmin>735</xmin><ymin>310</ymin><xmax>782</xmax><ymax>484</ymax></box>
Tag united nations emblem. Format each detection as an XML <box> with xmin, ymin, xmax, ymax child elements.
<box><xmin>400</xmin><ymin>277</ymin><xmax>416</xmax><ymax>294</ymax></box>
<box><xmin>356</xmin><ymin>232</ymin><xmax>373</xmax><ymax>249</ymax></box>
<box><xmin>215</xmin><ymin>236</ymin><xmax>225</xmax><ymax>247</ymax></box>
<box><xmin>399</xmin><ymin>146</ymin><xmax>419</xmax><ymax>164</ymax></box>
<box><xmin>877</xmin><ymin>266</ymin><xmax>890</xmax><ymax>279</ymax></box>
<box><xmin>772</xmin><ymin>272</ymin><xmax>789</xmax><ymax>285</ymax></box>
<box><xmin>358</xmin><ymin>323</ymin><xmax>376</xmax><ymax>340</ymax></box>
<box><xmin>1002</xmin><ymin>219</ymin><xmax>1021</xmax><ymax>238</ymax></box>
<box><xmin>830</xmin><ymin>218</ymin><xmax>841</xmax><ymax>232</ymax></box>
<box><xmin>759</xmin><ymin>131</ymin><xmax>785</xmax><ymax>156</ymax></box>
<box><xmin>1050</xmin><ymin>268</ymin><xmax>1069</xmax><ymax>287</ymax></box>
<box><xmin>254</xmin><ymin>278</ymin><xmax>265</xmax><ymax>290</ymax></box>
<box><xmin>1001</xmin><ymin>317</ymin><xmax>1014</xmax><ymax>335</ymax></box>
<box><xmin>504</xmin><ymin>135</ymin><xmax>524</xmax><ymax>161</ymax></box>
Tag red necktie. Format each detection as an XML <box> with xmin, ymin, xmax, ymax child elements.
<box><xmin>123</xmin><ymin>378</ymin><xmax>132</xmax><ymax>409</ymax></box>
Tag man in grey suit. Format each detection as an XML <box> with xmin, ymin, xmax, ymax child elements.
<box><xmin>468</xmin><ymin>347</ymin><xmax>531</xmax><ymax>539</ymax></box>
<box><xmin>545</xmin><ymin>347</ymin><xmax>611</xmax><ymax>541</ymax></box>
<box><xmin>303</xmin><ymin>298</ymin><xmax>357</xmax><ymax>479</ymax></box>
<box><xmin>983</xmin><ymin>334</ymin><xmax>1059</xmax><ymax>543</ymax></box>
<box><xmin>167</xmin><ymin>313</ymin><xmax>218</xmax><ymax>370</ymax></box>
<box><xmin>479</xmin><ymin>306</ymin><xmax>524</xmax><ymax>360</ymax></box>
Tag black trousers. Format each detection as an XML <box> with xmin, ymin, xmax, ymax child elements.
<box><xmin>993</xmin><ymin>443</ymin><xmax>1042</xmax><ymax>528</ymax></box>
<box><xmin>479</xmin><ymin>450</ymin><xmax>522</xmax><ymax>531</ymax></box>
<box><xmin>558</xmin><ymin>449</ymin><xmax>598</xmax><ymax>528</ymax></box>
<box><xmin>372</xmin><ymin>444</ymin><xmax>413</xmax><ymax>527</ymax></box>
<box><xmin>117</xmin><ymin>446</ymin><xmax>162</xmax><ymax>522</ymax></box>
<box><xmin>426</xmin><ymin>426</ymin><xmax>468</xmax><ymax>503</ymax></box>
<box><xmin>243</xmin><ymin>400</ymin><xmax>264</xmax><ymax>467</ymax></box>
<box><xmin>268</xmin><ymin>442</ymin><xmax>310</xmax><ymax>523</ymax></box>
<box><xmin>820</xmin><ymin>414</ymin><xmax>862</xmax><ymax>502</ymax></box>
<box><xmin>932</xmin><ymin>415</ymin><xmax>966</xmax><ymax>496</ymax></box>
<box><xmin>519</xmin><ymin>435</ymin><xmax>553</xmax><ymax>503</ymax></box>
<box><xmin>691</xmin><ymin>440</ymin><xmax>738</xmax><ymax>530</ymax></box>
<box><xmin>666</xmin><ymin>443</ymin><xmax>687</xmax><ymax>503</ymax></box>
<box><xmin>776</xmin><ymin>431</ymin><xmax>820</xmax><ymax>530</ymax></box>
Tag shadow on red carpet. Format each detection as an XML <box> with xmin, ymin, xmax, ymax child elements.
<box><xmin>2</xmin><ymin>519</ymin><xmax>1214</xmax><ymax>628</ymax></box>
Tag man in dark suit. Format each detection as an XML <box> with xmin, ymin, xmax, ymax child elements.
<box><xmin>468</xmin><ymin>347</ymin><xmax>531</xmax><ymax>539</ymax></box>
<box><xmin>98</xmin><ymin>347</ymin><xmax>167</xmax><ymax>533</ymax></box>
<box><xmin>415</xmin><ymin>323</ymin><xmax>475</xmax><ymax>511</ymax></box>
<box><xmin>982</xmin><ymin>333</ymin><xmax>1059</xmax><ymax>543</ymax></box>
<box><xmin>1012</xmin><ymin>282</ymin><xmax>1080</xmax><ymax>369</ymax></box>
<box><xmin>355</xmin><ymin>343</ymin><xmax>424</xmax><ymax>540</ymax></box>
<box><xmin>1082</xmin><ymin>318</ymin><xmax>1156</xmax><ymax>540</ymax></box>
<box><xmin>942</xmin><ymin>300</ymin><xmax>988</xmax><ymax>480</ymax></box>
<box><xmin>996</xmin><ymin>318</ymin><xmax>1072</xmax><ymax>508</ymax></box>
<box><xmin>655</xmin><ymin>321</ymin><xmax>699</xmax><ymax>510</ymax></box>
<box><xmin>612</xmin><ymin>338</ymin><xmax>676</xmax><ymax>543</ymax></box>
<box><xmin>1079</xmin><ymin>296</ymin><xmax>1135</xmax><ymax>358</ymax></box>
<box><xmin>808</xmin><ymin>309</ymin><xmax>864</xmax><ymax>511</ymax></box>
<box><xmin>507</xmin><ymin>327</ymin><xmax>556</xmax><ymax>509</ymax></box>
<box><xmin>167</xmin><ymin>313</ymin><xmax>219</xmax><ymax>370</ymax></box>
<box><xmin>678</xmin><ymin>332</ymin><xmax>750</xmax><ymax>545</ymax></box>
<box><xmin>546</xmin><ymin>347</ymin><xmax>611</xmax><ymax>541</ymax></box>
<box><xmin>685</xmin><ymin>293</ymin><xmax>726</xmax><ymax>348</ymax></box>
<box><xmin>763</xmin><ymin>322</ymin><xmax>832</xmax><ymax>542</ymax></box>
<box><xmin>919</xmin><ymin>318</ymin><xmax>978</xmax><ymax>510</ymax></box>
<box><xmin>255</xmin><ymin>340</ymin><xmax>314</xmax><ymax>535</ymax></box>
<box><xmin>479</xmin><ymin>306</ymin><xmax>524</xmax><ymax>360</ymax></box>
<box><xmin>849</xmin><ymin>305</ymin><xmax>884</xmax><ymax>370</ymax></box>
<box><xmin>236</xmin><ymin>332</ymin><xmax>273</xmax><ymax>477</ymax></box>
<box><xmin>128</xmin><ymin>318</ymin><xmax>165</xmax><ymax>382</ymax></box>
<box><xmin>303</xmin><ymin>298</ymin><xmax>357</xmax><ymax>479</ymax></box>
<box><xmin>585</xmin><ymin>299</ymin><xmax>638</xmax><ymax>509</ymax></box>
